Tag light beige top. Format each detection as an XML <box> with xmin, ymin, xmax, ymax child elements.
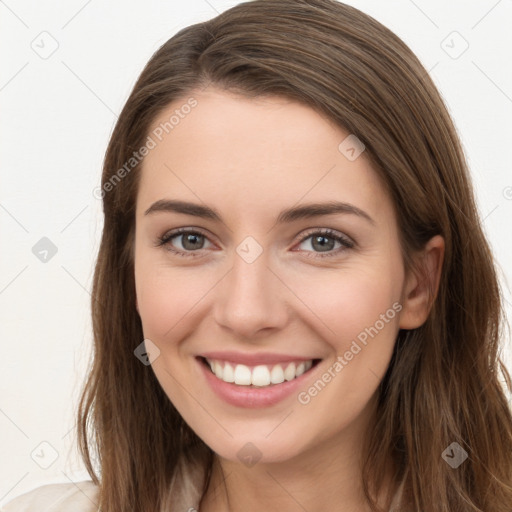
<box><xmin>1</xmin><ymin>457</ymin><xmax>406</xmax><ymax>511</ymax></box>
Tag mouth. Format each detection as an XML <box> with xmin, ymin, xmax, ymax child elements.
<box><xmin>197</xmin><ymin>356</ymin><xmax>322</xmax><ymax>388</ymax></box>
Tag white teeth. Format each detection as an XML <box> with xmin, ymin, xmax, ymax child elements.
<box><xmin>270</xmin><ymin>365</ymin><xmax>285</xmax><ymax>384</ymax></box>
<box><xmin>223</xmin><ymin>362</ymin><xmax>235</xmax><ymax>383</ymax></box>
<box><xmin>214</xmin><ymin>361</ymin><xmax>223</xmax><ymax>379</ymax></box>
<box><xmin>284</xmin><ymin>362</ymin><xmax>296</xmax><ymax>381</ymax></box>
<box><xmin>251</xmin><ymin>365</ymin><xmax>270</xmax><ymax>386</ymax></box>
<box><xmin>234</xmin><ymin>364</ymin><xmax>252</xmax><ymax>385</ymax></box>
<box><xmin>296</xmin><ymin>362</ymin><xmax>306</xmax><ymax>377</ymax></box>
<box><xmin>205</xmin><ymin>358</ymin><xmax>316</xmax><ymax>387</ymax></box>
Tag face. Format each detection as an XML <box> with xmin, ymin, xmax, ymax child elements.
<box><xmin>133</xmin><ymin>87</ymin><xmax>415</xmax><ymax>465</ymax></box>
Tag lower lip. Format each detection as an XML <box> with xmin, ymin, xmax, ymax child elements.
<box><xmin>197</xmin><ymin>357</ymin><xmax>321</xmax><ymax>408</ymax></box>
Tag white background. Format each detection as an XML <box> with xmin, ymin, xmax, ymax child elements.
<box><xmin>1</xmin><ymin>0</ymin><xmax>511</xmax><ymax>505</ymax></box>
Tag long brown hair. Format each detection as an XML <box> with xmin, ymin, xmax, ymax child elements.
<box><xmin>76</xmin><ymin>1</ymin><xmax>512</xmax><ymax>510</ymax></box>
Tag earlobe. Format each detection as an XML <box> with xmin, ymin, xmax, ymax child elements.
<box><xmin>398</xmin><ymin>235</ymin><xmax>445</xmax><ymax>330</ymax></box>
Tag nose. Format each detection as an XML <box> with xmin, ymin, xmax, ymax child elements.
<box><xmin>213</xmin><ymin>247</ymin><xmax>290</xmax><ymax>339</ymax></box>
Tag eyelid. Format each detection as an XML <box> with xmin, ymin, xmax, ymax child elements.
<box><xmin>295</xmin><ymin>227</ymin><xmax>354</xmax><ymax>247</ymax></box>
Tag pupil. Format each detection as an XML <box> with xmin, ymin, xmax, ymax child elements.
<box><xmin>314</xmin><ymin>235</ymin><xmax>333</xmax><ymax>252</ymax></box>
<box><xmin>184</xmin><ymin>234</ymin><xmax>202</xmax><ymax>250</ymax></box>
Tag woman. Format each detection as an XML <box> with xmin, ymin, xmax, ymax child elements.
<box><xmin>4</xmin><ymin>0</ymin><xmax>512</xmax><ymax>511</ymax></box>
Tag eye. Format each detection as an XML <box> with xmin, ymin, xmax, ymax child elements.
<box><xmin>155</xmin><ymin>227</ymin><xmax>354</xmax><ymax>259</ymax></box>
<box><xmin>293</xmin><ymin>228</ymin><xmax>354</xmax><ymax>258</ymax></box>
<box><xmin>156</xmin><ymin>228</ymin><xmax>214</xmax><ymax>258</ymax></box>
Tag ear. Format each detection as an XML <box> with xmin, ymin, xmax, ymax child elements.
<box><xmin>399</xmin><ymin>235</ymin><xmax>445</xmax><ymax>330</ymax></box>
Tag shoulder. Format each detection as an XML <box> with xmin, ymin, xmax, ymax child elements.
<box><xmin>1</xmin><ymin>480</ymin><xmax>99</xmax><ymax>512</ymax></box>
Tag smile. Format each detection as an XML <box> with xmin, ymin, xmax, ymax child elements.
<box><xmin>196</xmin><ymin>354</ymin><xmax>323</xmax><ymax>408</ymax></box>
<box><xmin>201</xmin><ymin>357</ymin><xmax>320</xmax><ymax>387</ymax></box>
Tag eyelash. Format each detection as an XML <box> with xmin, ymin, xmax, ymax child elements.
<box><xmin>155</xmin><ymin>227</ymin><xmax>355</xmax><ymax>259</ymax></box>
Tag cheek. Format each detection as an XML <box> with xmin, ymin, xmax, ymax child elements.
<box><xmin>338</xmin><ymin>279</ymin><xmax>398</xmax><ymax>341</ymax></box>
<box><xmin>134</xmin><ymin>249</ymin><xmax>181</xmax><ymax>338</ymax></box>
<box><xmin>134</xmin><ymin>256</ymin><xmax>217</xmax><ymax>343</ymax></box>
<box><xmin>292</xmin><ymin>272</ymin><xmax>403</xmax><ymax>428</ymax></box>
<box><xmin>290</xmin><ymin>264</ymin><xmax>403</xmax><ymax>349</ymax></box>
<box><xmin>135</xmin><ymin>272</ymin><xmax>185</xmax><ymax>339</ymax></box>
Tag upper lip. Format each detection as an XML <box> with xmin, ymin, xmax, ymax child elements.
<box><xmin>199</xmin><ymin>351</ymin><xmax>320</xmax><ymax>366</ymax></box>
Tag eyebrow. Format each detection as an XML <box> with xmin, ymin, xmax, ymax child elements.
<box><xmin>144</xmin><ymin>199</ymin><xmax>375</xmax><ymax>225</ymax></box>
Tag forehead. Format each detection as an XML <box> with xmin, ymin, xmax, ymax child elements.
<box><xmin>136</xmin><ymin>88</ymin><xmax>393</xmax><ymax>225</ymax></box>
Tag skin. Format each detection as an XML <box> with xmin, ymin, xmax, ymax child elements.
<box><xmin>133</xmin><ymin>87</ymin><xmax>444</xmax><ymax>512</ymax></box>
